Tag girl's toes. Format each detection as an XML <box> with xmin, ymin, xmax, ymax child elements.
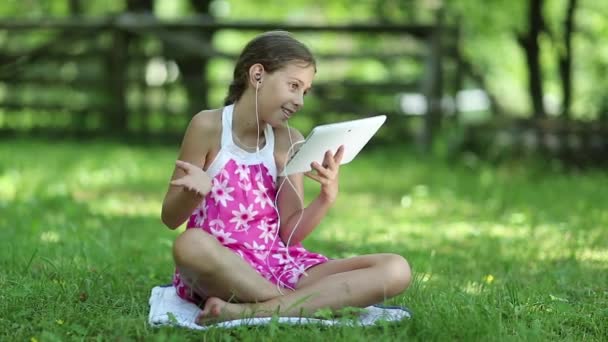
<box><xmin>211</xmin><ymin>303</ymin><xmax>222</xmax><ymax>316</ymax></box>
<box><xmin>195</xmin><ymin>297</ymin><xmax>226</xmax><ymax>325</ymax></box>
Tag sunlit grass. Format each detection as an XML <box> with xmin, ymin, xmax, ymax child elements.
<box><xmin>1</xmin><ymin>138</ymin><xmax>606</xmax><ymax>341</ymax></box>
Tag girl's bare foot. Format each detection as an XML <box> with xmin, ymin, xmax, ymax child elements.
<box><xmin>196</xmin><ymin>297</ymin><xmax>251</xmax><ymax>326</ymax></box>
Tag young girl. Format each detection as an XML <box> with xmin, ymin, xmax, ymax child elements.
<box><xmin>161</xmin><ymin>30</ymin><xmax>411</xmax><ymax>325</ymax></box>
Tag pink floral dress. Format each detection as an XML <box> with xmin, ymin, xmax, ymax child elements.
<box><xmin>173</xmin><ymin>104</ymin><xmax>329</xmax><ymax>303</ymax></box>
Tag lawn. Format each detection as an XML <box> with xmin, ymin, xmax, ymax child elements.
<box><xmin>1</xmin><ymin>138</ymin><xmax>606</xmax><ymax>341</ymax></box>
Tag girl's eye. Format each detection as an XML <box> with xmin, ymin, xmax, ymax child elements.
<box><xmin>290</xmin><ymin>83</ymin><xmax>299</xmax><ymax>90</ymax></box>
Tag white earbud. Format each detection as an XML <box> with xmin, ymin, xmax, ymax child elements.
<box><xmin>255</xmin><ymin>73</ymin><xmax>262</xmax><ymax>86</ymax></box>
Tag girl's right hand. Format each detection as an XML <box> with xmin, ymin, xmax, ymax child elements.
<box><xmin>170</xmin><ymin>160</ymin><xmax>212</xmax><ymax>197</ymax></box>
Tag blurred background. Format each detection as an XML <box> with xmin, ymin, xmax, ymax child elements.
<box><xmin>2</xmin><ymin>3</ymin><xmax>607</xmax><ymax>339</ymax></box>
<box><xmin>0</xmin><ymin>0</ymin><xmax>607</xmax><ymax>164</ymax></box>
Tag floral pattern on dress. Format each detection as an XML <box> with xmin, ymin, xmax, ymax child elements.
<box><xmin>174</xmin><ymin>159</ymin><xmax>328</xmax><ymax>303</ymax></box>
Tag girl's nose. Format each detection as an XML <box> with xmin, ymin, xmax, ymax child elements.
<box><xmin>294</xmin><ymin>93</ymin><xmax>304</xmax><ymax>108</ymax></box>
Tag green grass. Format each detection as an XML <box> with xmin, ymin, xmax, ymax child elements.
<box><xmin>1</xmin><ymin>138</ymin><xmax>606</xmax><ymax>341</ymax></box>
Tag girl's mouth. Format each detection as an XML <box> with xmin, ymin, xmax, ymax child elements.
<box><xmin>282</xmin><ymin>107</ymin><xmax>294</xmax><ymax>119</ymax></box>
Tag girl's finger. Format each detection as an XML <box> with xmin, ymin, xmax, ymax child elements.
<box><xmin>175</xmin><ymin>160</ymin><xmax>194</xmax><ymax>172</ymax></box>
<box><xmin>334</xmin><ymin>145</ymin><xmax>345</xmax><ymax>165</ymax></box>
<box><xmin>304</xmin><ymin>171</ymin><xmax>322</xmax><ymax>184</ymax></box>
<box><xmin>311</xmin><ymin>162</ymin><xmax>331</xmax><ymax>178</ymax></box>
<box><xmin>170</xmin><ymin>179</ymin><xmax>186</xmax><ymax>187</ymax></box>
<box><xmin>323</xmin><ymin>150</ymin><xmax>335</xmax><ymax>169</ymax></box>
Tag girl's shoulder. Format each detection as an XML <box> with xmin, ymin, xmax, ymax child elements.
<box><xmin>273</xmin><ymin>125</ymin><xmax>305</xmax><ymax>152</ymax></box>
<box><xmin>180</xmin><ymin>109</ymin><xmax>223</xmax><ymax>153</ymax></box>
<box><xmin>189</xmin><ymin>108</ymin><xmax>223</xmax><ymax>134</ymax></box>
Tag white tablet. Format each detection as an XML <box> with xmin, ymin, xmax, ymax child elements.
<box><xmin>279</xmin><ymin>115</ymin><xmax>387</xmax><ymax>177</ymax></box>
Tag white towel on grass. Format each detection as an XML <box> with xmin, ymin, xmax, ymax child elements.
<box><xmin>148</xmin><ymin>285</ymin><xmax>412</xmax><ymax>330</ymax></box>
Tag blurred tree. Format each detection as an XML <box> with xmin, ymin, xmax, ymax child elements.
<box><xmin>449</xmin><ymin>0</ymin><xmax>608</xmax><ymax>121</ymax></box>
<box><xmin>126</xmin><ymin>0</ymin><xmax>212</xmax><ymax>115</ymax></box>
<box><xmin>126</xmin><ymin>0</ymin><xmax>153</xmax><ymax>12</ymax></box>
<box><xmin>1</xmin><ymin>0</ymin><xmax>606</xmax><ymax>132</ymax></box>
<box><xmin>68</xmin><ymin>0</ymin><xmax>82</xmax><ymax>14</ymax></box>
<box><xmin>175</xmin><ymin>0</ymin><xmax>213</xmax><ymax>115</ymax></box>
<box><xmin>557</xmin><ymin>0</ymin><xmax>578</xmax><ymax>119</ymax></box>
<box><xmin>517</xmin><ymin>0</ymin><xmax>547</xmax><ymax>118</ymax></box>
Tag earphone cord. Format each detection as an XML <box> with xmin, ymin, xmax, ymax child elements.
<box><xmin>233</xmin><ymin>131</ymin><xmax>262</xmax><ymax>151</ymax></box>
<box><xmin>273</xmin><ymin>132</ymin><xmax>308</xmax><ymax>287</ymax></box>
<box><xmin>253</xmin><ymin>81</ymin><xmax>306</xmax><ymax>294</ymax></box>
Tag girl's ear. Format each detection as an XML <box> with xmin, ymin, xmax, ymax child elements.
<box><xmin>249</xmin><ymin>63</ymin><xmax>265</xmax><ymax>86</ymax></box>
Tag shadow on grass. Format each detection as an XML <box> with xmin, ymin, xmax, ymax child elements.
<box><xmin>2</xmin><ymin>193</ymin><xmax>606</xmax><ymax>340</ymax></box>
<box><xmin>2</xmin><ymin>140</ymin><xmax>606</xmax><ymax>340</ymax></box>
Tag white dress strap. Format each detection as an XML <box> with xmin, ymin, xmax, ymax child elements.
<box><xmin>208</xmin><ymin>104</ymin><xmax>277</xmax><ymax>181</ymax></box>
<box><xmin>220</xmin><ymin>104</ymin><xmax>235</xmax><ymax>149</ymax></box>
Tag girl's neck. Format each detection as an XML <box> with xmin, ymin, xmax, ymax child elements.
<box><xmin>232</xmin><ymin>94</ymin><xmax>265</xmax><ymax>145</ymax></box>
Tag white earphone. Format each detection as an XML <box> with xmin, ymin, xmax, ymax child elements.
<box><xmin>255</xmin><ymin>73</ymin><xmax>262</xmax><ymax>88</ymax></box>
<box><xmin>249</xmin><ymin>70</ymin><xmax>307</xmax><ymax>293</ymax></box>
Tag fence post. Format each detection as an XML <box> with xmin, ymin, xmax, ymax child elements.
<box><xmin>421</xmin><ymin>8</ymin><xmax>444</xmax><ymax>151</ymax></box>
<box><xmin>106</xmin><ymin>25</ymin><xmax>129</xmax><ymax>134</ymax></box>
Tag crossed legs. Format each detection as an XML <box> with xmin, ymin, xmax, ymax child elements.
<box><xmin>173</xmin><ymin>229</ymin><xmax>411</xmax><ymax>325</ymax></box>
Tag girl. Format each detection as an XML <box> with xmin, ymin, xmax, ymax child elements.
<box><xmin>161</xmin><ymin>30</ymin><xmax>411</xmax><ymax>325</ymax></box>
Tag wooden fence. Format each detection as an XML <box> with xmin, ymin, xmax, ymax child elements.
<box><xmin>0</xmin><ymin>13</ymin><xmax>461</xmax><ymax>146</ymax></box>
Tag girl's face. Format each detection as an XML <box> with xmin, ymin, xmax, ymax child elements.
<box><xmin>257</xmin><ymin>62</ymin><xmax>315</xmax><ymax>127</ymax></box>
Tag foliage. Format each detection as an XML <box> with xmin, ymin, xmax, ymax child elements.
<box><xmin>1</xmin><ymin>0</ymin><xmax>606</xmax><ymax>119</ymax></box>
<box><xmin>1</xmin><ymin>139</ymin><xmax>606</xmax><ymax>340</ymax></box>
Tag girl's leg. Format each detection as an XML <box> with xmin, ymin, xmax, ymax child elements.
<box><xmin>197</xmin><ymin>253</ymin><xmax>411</xmax><ymax>324</ymax></box>
<box><xmin>173</xmin><ymin>229</ymin><xmax>285</xmax><ymax>303</ymax></box>
<box><xmin>295</xmin><ymin>254</ymin><xmax>407</xmax><ymax>290</ymax></box>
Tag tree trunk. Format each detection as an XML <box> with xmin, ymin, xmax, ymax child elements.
<box><xmin>559</xmin><ymin>0</ymin><xmax>577</xmax><ymax>119</ymax></box>
<box><xmin>421</xmin><ymin>8</ymin><xmax>444</xmax><ymax>151</ymax></box>
<box><xmin>68</xmin><ymin>0</ymin><xmax>85</xmax><ymax>133</ymax></box>
<box><xmin>126</xmin><ymin>0</ymin><xmax>153</xmax><ymax>12</ymax></box>
<box><xmin>125</xmin><ymin>0</ymin><xmax>153</xmax><ymax>135</ymax></box>
<box><xmin>68</xmin><ymin>0</ymin><xmax>82</xmax><ymax>14</ymax></box>
<box><xmin>106</xmin><ymin>29</ymin><xmax>129</xmax><ymax>133</ymax></box>
<box><xmin>517</xmin><ymin>0</ymin><xmax>546</xmax><ymax>118</ymax></box>
<box><xmin>177</xmin><ymin>0</ymin><xmax>213</xmax><ymax>116</ymax></box>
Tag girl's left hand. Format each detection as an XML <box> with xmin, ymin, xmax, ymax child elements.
<box><xmin>305</xmin><ymin>145</ymin><xmax>345</xmax><ymax>204</ymax></box>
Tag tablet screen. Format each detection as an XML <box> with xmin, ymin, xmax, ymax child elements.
<box><xmin>279</xmin><ymin>115</ymin><xmax>386</xmax><ymax>176</ymax></box>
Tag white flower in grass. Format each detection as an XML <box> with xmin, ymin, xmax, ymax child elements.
<box><xmin>235</xmin><ymin>163</ymin><xmax>250</xmax><ymax>181</ymax></box>
<box><xmin>253</xmin><ymin>181</ymin><xmax>273</xmax><ymax>209</ymax></box>
<box><xmin>230</xmin><ymin>203</ymin><xmax>258</xmax><ymax>231</ymax></box>
<box><xmin>211</xmin><ymin>178</ymin><xmax>235</xmax><ymax>207</ymax></box>
<box><xmin>257</xmin><ymin>219</ymin><xmax>277</xmax><ymax>244</ymax></box>
<box><xmin>209</xmin><ymin>226</ymin><xmax>237</xmax><ymax>245</ymax></box>
<box><xmin>244</xmin><ymin>240</ymin><xmax>267</xmax><ymax>260</ymax></box>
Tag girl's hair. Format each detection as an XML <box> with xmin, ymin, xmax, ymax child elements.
<box><xmin>224</xmin><ymin>30</ymin><xmax>316</xmax><ymax>105</ymax></box>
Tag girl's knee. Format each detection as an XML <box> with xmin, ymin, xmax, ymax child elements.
<box><xmin>382</xmin><ymin>254</ymin><xmax>412</xmax><ymax>296</ymax></box>
<box><xmin>173</xmin><ymin>229</ymin><xmax>221</xmax><ymax>273</ymax></box>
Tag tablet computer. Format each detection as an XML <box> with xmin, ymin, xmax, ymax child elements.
<box><xmin>279</xmin><ymin>115</ymin><xmax>387</xmax><ymax>177</ymax></box>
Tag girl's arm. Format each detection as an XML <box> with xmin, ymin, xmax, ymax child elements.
<box><xmin>277</xmin><ymin>129</ymin><xmax>344</xmax><ymax>245</ymax></box>
<box><xmin>161</xmin><ymin>113</ymin><xmax>215</xmax><ymax>229</ymax></box>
